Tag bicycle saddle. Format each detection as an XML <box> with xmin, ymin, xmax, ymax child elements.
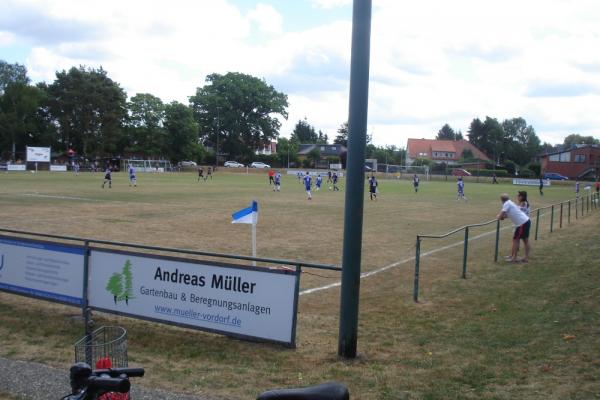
<box><xmin>257</xmin><ymin>382</ymin><xmax>349</xmax><ymax>400</ymax></box>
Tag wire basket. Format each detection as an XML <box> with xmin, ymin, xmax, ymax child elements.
<box><xmin>75</xmin><ymin>326</ymin><xmax>128</xmax><ymax>368</ymax></box>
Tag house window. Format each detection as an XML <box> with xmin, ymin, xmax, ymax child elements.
<box><xmin>574</xmin><ymin>154</ymin><xmax>585</xmax><ymax>163</ymax></box>
<box><xmin>549</xmin><ymin>154</ymin><xmax>559</xmax><ymax>162</ymax></box>
<box><xmin>559</xmin><ymin>151</ymin><xmax>571</xmax><ymax>162</ymax></box>
<box><xmin>331</xmin><ymin>146</ymin><xmax>336</xmax><ymax>151</ymax></box>
<box><xmin>418</xmin><ymin>152</ymin><xmax>428</xmax><ymax>157</ymax></box>
<box><xmin>320</xmin><ymin>146</ymin><xmax>325</xmax><ymax>151</ymax></box>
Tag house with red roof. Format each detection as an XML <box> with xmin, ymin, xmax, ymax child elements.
<box><xmin>406</xmin><ymin>139</ymin><xmax>491</xmax><ymax>165</ymax></box>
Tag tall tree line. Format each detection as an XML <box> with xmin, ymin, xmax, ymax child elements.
<box><xmin>0</xmin><ymin>62</ymin><xmax>289</xmax><ymax>163</ymax></box>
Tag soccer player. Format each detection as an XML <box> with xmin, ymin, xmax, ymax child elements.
<box><xmin>327</xmin><ymin>170</ymin><xmax>333</xmax><ymax>184</ymax></box>
<box><xmin>304</xmin><ymin>172</ymin><xmax>312</xmax><ymax>200</ymax></box>
<box><xmin>539</xmin><ymin>176</ymin><xmax>544</xmax><ymax>196</ymax></box>
<box><xmin>297</xmin><ymin>171</ymin><xmax>303</xmax><ymax>183</ymax></box>
<box><xmin>315</xmin><ymin>174</ymin><xmax>323</xmax><ymax>191</ymax></box>
<box><xmin>273</xmin><ymin>171</ymin><xmax>281</xmax><ymax>192</ymax></box>
<box><xmin>197</xmin><ymin>167</ymin><xmax>204</xmax><ymax>182</ymax></box>
<box><xmin>575</xmin><ymin>180</ymin><xmax>580</xmax><ymax>198</ymax></box>
<box><xmin>368</xmin><ymin>175</ymin><xmax>378</xmax><ymax>201</ymax></box>
<box><xmin>205</xmin><ymin>166</ymin><xmax>212</xmax><ymax>181</ymax></box>
<box><xmin>102</xmin><ymin>167</ymin><xmax>112</xmax><ymax>189</ymax></box>
<box><xmin>492</xmin><ymin>173</ymin><xmax>498</xmax><ymax>184</ymax></box>
<box><xmin>73</xmin><ymin>162</ymin><xmax>80</xmax><ymax>176</ymax></box>
<box><xmin>413</xmin><ymin>174</ymin><xmax>419</xmax><ymax>193</ymax></box>
<box><xmin>128</xmin><ymin>165</ymin><xmax>137</xmax><ymax>187</ymax></box>
<box><xmin>497</xmin><ymin>193</ymin><xmax>531</xmax><ymax>263</ymax></box>
<box><xmin>268</xmin><ymin>169</ymin><xmax>275</xmax><ymax>185</ymax></box>
<box><xmin>332</xmin><ymin>172</ymin><xmax>340</xmax><ymax>191</ymax></box>
<box><xmin>457</xmin><ymin>177</ymin><xmax>467</xmax><ymax>202</ymax></box>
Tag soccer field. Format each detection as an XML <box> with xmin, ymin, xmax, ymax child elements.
<box><xmin>0</xmin><ymin>170</ymin><xmax>576</xmax><ymax>291</ymax></box>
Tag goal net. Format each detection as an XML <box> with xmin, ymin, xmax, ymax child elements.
<box><xmin>379</xmin><ymin>164</ymin><xmax>430</xmax><ymax>181</ymax></box>
<box><xmin>122</xmin><ymin>159</ymin><xmax>172</xmax><ymax>173</ymax></box>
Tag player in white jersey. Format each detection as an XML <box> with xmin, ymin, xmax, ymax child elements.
<box><xmin>456</xmin><ymin>177</ymin><xmax>467</xmax><ymax>202</ymax></box>
<box><xmin>273</xmin><ymin>171</ymin><xmax>281</xmax><ymax>192</ymax></box>
<box><xmin>497</xmin><ymin>193</ymin><xmax>531</xmax><ymax>263</ymax></box>
<box><xmin>303</xmin><ymin>172</ymin><xmax>312</xmax><ymax>200</ymax></box>
<box><xmin>128</xmin><ymin>165</ymin><xmax>137</xmax><ymax>187</ymax></box>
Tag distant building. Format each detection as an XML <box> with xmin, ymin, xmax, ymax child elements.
<box><xmin>539</xmin><ymin>144</ymin><xmax>600</xmax><ymax>179</ymax></box>
<box><xmin>406</xmin><ymin>139</ymin><xmax>490</xmax><ymax>165</ymax></box>
<box><xmin>255</xmin><ymin>141</ymin><xmax>277</xmax><ymax>156</ymax></box>
<box><xmin>298</xmin><ymin>144</ymin><xmax>347</xmax><ymax>169</ymax></box>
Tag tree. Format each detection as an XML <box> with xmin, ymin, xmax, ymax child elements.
<box><xmin>164</xmin><ymin>101</ymin><xmax>203</xmax><ymax>163</ymax></box>
<box><xmin>563</xmin><ymin>134</ymin><xmax>599</xmax><ymax>148</ymax></box>
<box><xmin>126</xmin><ymin>93</ymin><xmax>166</xmax><ymax>157</ymax></box>
<box><xmin>290</xmin><ymin>118</ymin><xmax>318</xmax><ymax>143</ymax></box>
<box><xmin>460</xmin><ymin>148</ymin><xmax>475</xmax><ymax>161</ymax></box>
<box><xmin>120</xmin><ymin>260</ymin><xmax>134</xmax><ymax>304</ymax></box>
<box><xmin>106</xmin><ymin>273</ymin><xmax>123</xmax><ymax>304</ymax></box>
<box><xmin>47</xmin><ymin>66</ymin><xmax>127</xmax><ymax>155</ymax></box>
<box><xmin>501</xmin><ymin>117</ymin><xmax>541</xmax><ymax>166</ymax></box>
<box><xmin>317</xmin><ymin>130</ymin><xmax>328</xmax><ymax>144</ymax></box>
<box><xmin>0</xmin><ymin>82</ymin><xmax>45</xmax><ymax>160</ymax></box>
<box><xmin>189</xmin><ymin>72</ymin><xmax>288</xmax><ymax>160</ymax></box>
<box><xmin>333</xmin><ymin>122</ymin><xmax>348</xmax><ymax>146</ymax></box>
<box><xmin>436</xmin><ymin>124</ymin><xmax>462</xmax><ymax>140</ymax></box>
<box><xmin>0</xmin><ymin>61</ymin><xmax>29</xmax><ymax>95</ymax></box>
<box><xmin>468</xmin><ymin>116</ymin><xmax>504</xmax><ymax>162</ymax></box>
<box><xmin>277</xmin><ymin>137</ymin><xmax>299</xmax><ymax>167</ymax></box>
<box><xmin>307</xmin><ymin>147</ymin><xmax>321</xmax><ymax>168</ymax></box>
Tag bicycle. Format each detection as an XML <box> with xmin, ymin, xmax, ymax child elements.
<box><xmin>61</xmin><ymin>363</ymin><xmax>144</xmax><ymax>400</ymax></box>
<box><xmin>62</xmin><ymin>363</ymin><xmax>349</xmax><ymax>400</ymax></box>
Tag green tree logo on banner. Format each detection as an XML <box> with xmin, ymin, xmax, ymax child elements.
<box><xmin>105</xmin><ymin>260</ymin><xmax>135</xmax><ymax>305</ymax></box>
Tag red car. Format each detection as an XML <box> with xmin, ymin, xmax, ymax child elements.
<box><xmin>451</xmin><ymin>169</ymin><xmax>472</xmax><ymax>176</ymax></box>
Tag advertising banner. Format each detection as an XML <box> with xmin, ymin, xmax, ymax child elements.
<box><xmin>26</xmin><ymin>147</ymin><xmax>51</xmax><ymax>162</ymax></box>
<box><xmin>513</xmin><ymin>178</ymin><xmax>551</xmax><ymax>186</ymax></box>
<box><xmin>50</xmin><ymin>165</ymin><xmax>68</xmax><ymax>172</ymax></box>
<box><xmin>0</xmin><ymin>237</ymin><xmax>84</xmax><ymax>305</ymax></box>
<box><xmin>88</xmin><ymin>250</ymin><xmax>299</xmax><ymax>345</ymax></box>
<box><xmin>7</xmin><ymin>164</ymin><xmax>26</xmax><ymax>171</ymax></box>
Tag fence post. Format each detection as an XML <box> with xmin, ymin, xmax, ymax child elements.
<box><xmin>582</xmin><ymin>195</ymin><xmax>584</xmax><ymax>216</ymax></box>
<box><xmin>413</xmin><ymin>236</ymin><xmax>421</xmax><ymax>303</ymax></box>
<box><xmin>82</xmin><ymin>240</ymin><xmax>93</xmax><ymax>365</ymax></box>
<box><xmin>576</xmin><ymin>198</ymin><xmax>578</xmax><ymax>219</ymax></box>
<box><xmin>462</xmin><ymin>227</ymin><xmax>469</xmax><ymax>279</ymax></box>
<box><xmin>534</xmin><ymin>208</ymin><xmax>540</xmax><ymax>240</ymax></box>
<box><xmin>560</xmin><ymin>203</ymin><xmax>563</xmax><ymax>229</ymax></box>
<box><xmin>568</xmin><ymin>200</ymin><xmax>571</xmax><ymax>223</ymax></box>
<box><xmin>494</xmin><ymin>219</ymin><xmax>500</xmax><ymax>263</ymax></box>
<box><xmin>550</xmin><ymin>205</ymin><xmax>554</xmax><ymax>233</ymax></box>
<box><xmin>587</xmin><ymin>193</ymin><xmax>590</xmax><ymax>212</ymax></box>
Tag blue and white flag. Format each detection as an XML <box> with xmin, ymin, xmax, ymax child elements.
<box><xmin>231</xmin><ymin>201</ymin><xmax>258</xmax><ymax>225</ymax></box>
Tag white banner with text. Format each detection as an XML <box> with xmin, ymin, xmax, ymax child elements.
<box><xmin>88</xmin><ymin>250</ymin><xmax>299</xmax><ymax>345</ymax></box>
<box><xmin>0</xmin><ymin>237</ymin><xmax>84</xmax><ymax>305</ymax></box>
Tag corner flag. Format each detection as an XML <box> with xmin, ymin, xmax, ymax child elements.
<box><xmin>232</xmin><ymin>200</ymin><xmax>258</xmax><ymax>224</ymax></box>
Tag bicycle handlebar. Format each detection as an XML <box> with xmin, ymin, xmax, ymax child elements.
<box><xmin>92</xmin><ymin>367</ymin><xmax>145</xmax><ymax>378</ymax></box>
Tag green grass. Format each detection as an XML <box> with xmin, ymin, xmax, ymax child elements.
<box><xmin>0</xmin><ymin>170</ymin><xmax>598</xmax><ymax>399</ymax></box>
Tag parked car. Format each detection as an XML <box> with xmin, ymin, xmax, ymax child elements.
<box><xmin>224</xmin><ymin>161</ymin><xmax>245</xmax><ymax>168</ymax></box>
<box><xmin>365</xmin><ymin>165</ymin><xmax>373</xmax><ymax>172</ymax></box>
<box><xmin>452</xmin><ymin>168</ymin><xmax>472</xmax><ymax>176</ymax></box>
<box><xmin>543</xmin><ymin>172</ymin><xmax>569</xmax><ymax>180</ymax></box>
<box><xmin>178</xmin><ymin>161</ymin><xmax>197</xmax><ymax>167</ymax></box>
<box><xmin>250</xmin><ymin>162</ymin><xmax>271</xmax><ymax>168</ymax></box>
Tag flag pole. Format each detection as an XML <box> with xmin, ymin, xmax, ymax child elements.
<box><xmin>252</xmin><ymin>221</ymin><xmax>257</xmax><ymax>267</ymax></box>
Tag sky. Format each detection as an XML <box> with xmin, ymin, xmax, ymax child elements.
<box><xmin>1</xmin><ymin>0</ymin><xmax>600</xmax><ymax>147</ymax></box>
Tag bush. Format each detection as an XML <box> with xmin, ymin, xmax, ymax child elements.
<box><xmin>527</xmin><ymin>163</ymin><xmax>541</xmax><ymax>178</ymax></box>
<box><xmin>519</xmin><ymin>168</ymin><xmax>534</xmax><ymax>178</ymax></box>
<box><xmin>465</xmin><ymin>168</ymin><xmax>509</xmax><ymax>177</ymax></box>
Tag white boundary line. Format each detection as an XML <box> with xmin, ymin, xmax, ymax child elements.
<box><xmin>300</xmin><ymin>222</ymin><xmax>518</xmax><ymax>296</ymax></box>
<box><xmin>22</xmin><ymin>193</ymin><xmax>102</xmax><ymax>202</ymax></box>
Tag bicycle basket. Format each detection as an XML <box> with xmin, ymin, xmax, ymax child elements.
<box><xmin>74</xmin><ymin>326</ymin><xmax>128</xmax><ymax>368</ymax></box>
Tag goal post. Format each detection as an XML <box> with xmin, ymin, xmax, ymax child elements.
<box><xmin>122</xmin><ymin>159</ymin><xmax>172</xmax><ymax>172</ymax></box>
<box><xmin>379</xmin><ymin>164</ymin><xmax>430</xmax><ymax>181</ymax></box>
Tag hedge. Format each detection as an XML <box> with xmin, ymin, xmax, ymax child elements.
<box><xmin>465</xmin><ymin>168</ymin><xmax>509</xmax><ymax>177</ymax></box>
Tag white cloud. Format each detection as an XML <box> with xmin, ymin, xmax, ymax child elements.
<box><xmin>248</xmin><ymin>3</ymin><xmax>283</xmax><ymax>35</ymax></box>
<box><xmin>5</xmin><ymin>0</ymin><xmax>600</xmax><ymax>148</ymax></box>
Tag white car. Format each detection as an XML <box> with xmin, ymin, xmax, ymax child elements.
<box><xmin>179</xmin><ymin>161</ymin><xmax>197</xmax><ymax>167</ymax></box>
<box><xmin>224</xmin><ymin>161</ymin><xmax>245</xmax><ymax>168</ymax></box>
<box><xmin>250</xmin><ymin>162</ymin><xmax>271</xmax><ymax>168</ymax></box>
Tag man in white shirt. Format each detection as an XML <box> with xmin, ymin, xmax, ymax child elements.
<box><xmin>497</xmin><ymin>193</ymin><xmax>531</xmax><ymax>263</ymax></box>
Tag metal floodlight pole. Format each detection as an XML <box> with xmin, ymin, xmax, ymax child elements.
<box><xmin>216</xmin><ymin>107</ymin><xmax>220</xmax><ymax>169</ymax></box>
<box><xmin>338</xmin><ymin>0</ymin><xmax>372</xmax><ymax>359</ymax></box>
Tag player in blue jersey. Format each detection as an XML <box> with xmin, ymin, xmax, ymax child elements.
<box><xmin>128</xmin><ymin>165</ymin><xmax>137</xmax><ymax>187</ymax></box>
<box><xmin>303</xmin><ymin>172</ymin><xmax>312</xmax><ymax>200</ymax></box>
<box><xmin>315</xmin><ymin>174</ymin><xmax>323</xmax><ymax>191</ymax></box>
<box><xmin>273</xmin><ymin>171</ymin><xmax>281</xmax><ymax>192</ymax></box>
<box><xmin>332</xmin><ymin>172</ymin><xmax>340</xmax><ymax>191</ymax></box>
<box><xmin>457</xmin><ymin>177</ymin><xmax>467</xmax><ymax>202</ymax></box>
<box><xmin>102</xmin><ymin>167</ymin><xmax>112</xmax><ymax>189</ymax></box>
